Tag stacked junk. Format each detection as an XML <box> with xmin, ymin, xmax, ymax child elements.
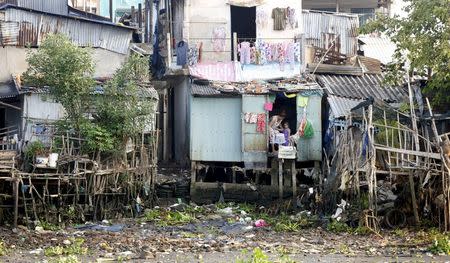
<box><xmin>323</xmin><ymin>81</ymin><xmax>450</xmax><ymax>231</ymax></box>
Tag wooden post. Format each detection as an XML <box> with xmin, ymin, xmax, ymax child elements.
<box><xmin>291</xmin><ymin>161</ymin><xmax>297</xmax><ymax>208</ymax></box>
<box><xmin>144</xmin><ymin>0</ymin><xmax>149</xmax><ymax>43</ymax></box>
<box><xmin>233</xmin><ymin>32</ymin><xmax>238</xmax><ymax>62</ymax></box>
<box><xmin>13</xmin><ymin>178</ymin><xmax>19</xmax><ymax>228</ymax></box>
<box><xmin>409</xmin><ymin>171</ymin><xmax>420</xmax><ymax>225</ymax></box>
<box><xmin>278</xmin><ymin>159</ymin><xmax>283</xmax><ymax>200</ymax></box>
<box><xmin>191</xmin><ymin>162</ymin><xmax>197</xmax><ymax>187</ymax></box>
<box><xmin>131</xmin><ymin>6</ymin><xmax>136</xmax><ymax>23</ymax></box>
<box><xmin>232</xmin><ymin>169</ymin><xmax>236</xmax><ymax>184</ymax></box>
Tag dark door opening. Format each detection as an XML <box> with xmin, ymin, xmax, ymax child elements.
<box><xmin>0</xmin><ymin>108</ymin><xmax>5</xmax><ymax>129</ymax></box>
<box><xmin>230</xmin><ymin>6</ymin><xmax>256</xmax><ymax>60</ymax></box>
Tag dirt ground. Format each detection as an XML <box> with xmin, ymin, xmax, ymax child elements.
<box><xmin>0</xmin><ymin>203</ymin><xmax>448</xmax><ymax>263</ymax></box>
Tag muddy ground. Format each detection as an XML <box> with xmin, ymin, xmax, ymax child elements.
<box><xmin>0</xmin><ymin>203</ymin><xmax>448</xmax><ymax>263</ymax></box>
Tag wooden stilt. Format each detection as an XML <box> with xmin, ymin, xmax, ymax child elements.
<box><xmin>278</xmin><ymin>159</ymin><xmax>283</xmax><ymax>200</ymax></box>
<box><xmin>291</xmin><ymin>161</ymin><xmax>297</xmax><ymax>208</ymax></box>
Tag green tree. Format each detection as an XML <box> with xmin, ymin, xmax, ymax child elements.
<box><xmin>23</xmin><ymin>34</ymin><xmax>96</xmax><ymax>128</ymax></box>
<box><xmin>94</xmin><ymin>54</ymin><xmax>155</xmax><ymax>154</ymax></box>
<box><xmin>361</xmin><ymin>0</ymin><xmax>450</xmax><ymax>109</ymax></box>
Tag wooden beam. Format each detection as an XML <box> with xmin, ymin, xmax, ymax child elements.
<box><xmin>374</xmin><ymin>145</ymin><xmax>441</xmax><ymax>160</ymax></box>
<box><xmin>0</xmin><ymin>101</ymin><xmax>21</xmax><ymax>111</ymax></box>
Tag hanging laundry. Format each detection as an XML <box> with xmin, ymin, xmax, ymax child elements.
<box><xmin>277</xmin><ymin>43</ymin><xmax>286</xmax><ymax>71</ymax></box>
<box><xmin>176</xmin><ymin>41</ymin><xmax>189</xmax><ymax>66</ymax></box>
<box><xmin>256</xmin><ymin>9</ymin><xmax>269</xmax><ymax>29</ymax></box>
<box><xmin>188</xmin><ymin>45</ymin><xmax>199</xmax><ymax>66</ymax></box>
<box><xmin>297</xmin><ymin>95</ymin><xmax>309</xmax><ymax>107</ymax></box>
<box><xmin>244</xmin><ymin>113</ymin><xmax>251</xmax><ymax>123</ymax></box>
<box><xmin>264</xmin><ymin>102</ymin><xmax>273</xmax><ymax>112</ymax></box>
<box><xmin>257</xmin><ymin>113</ymin><xmax>266</xmax><ymax>133</ymax></box>
<box><xmin>238</xmin><ymin>42</ymin><xmax>251</xmax><ymax>65</ymax></box>
<box><xmin>294</xmin><ymin>42</ymin><xmax>301</xmax><ymax>62</ymax></box>
<box><xmin>286</xmin><ymin>42</ymin><xmax>296</xmax><ymax>70</ymax></box>
<box><xmin>284</xmin><ymin>92</ymin><xmax>296</xmax><ymax>99</ymax></box>
<box><xmin>269</xmin><ymin>94</ymin><xmax>276</xmax><ymax>103</ymax></box>
<box><xmin>249</xmin><ymin>113</ymin><xmax>258</xmax><ymax>124</ymax></box>
<box><xmin>212</xmin><ymin>27</ymin><xmax>226</xmax><ymax>52</ymax></box>
<box><xmin>271</xmin><ymin>8</ymin><xmax>287</xmax><ymax>31</ymax></box>
<box><xmin>287</xmin><ymin>7</ymin><xmax>298</xmax><ymax>29</ymax></box>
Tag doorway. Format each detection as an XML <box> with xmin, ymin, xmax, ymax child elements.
<box><xmin>0</xmin><ymin>108</ymin><xmax>5</xmax><ymax>130</ymax></box>
<box><xmin>230</xmin><ymin>6</ymin><xmax>256</xmax><ymax>60</ymax></box>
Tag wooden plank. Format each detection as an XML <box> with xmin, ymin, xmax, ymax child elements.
<box><xmin>374</xmin><ymin>145</ymin><xmax>441</xmax><ymax>159</ymax></box>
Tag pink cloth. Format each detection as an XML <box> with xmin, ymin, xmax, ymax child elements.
<box><xmin>189</xmin><ymin>62</ymin><xmax>240</xmax><ymax>82</ymax></box>
<box><xmin>264</xmin><ymin>102</ymin><xmax>273</xmax><ymax>112</ymax></box>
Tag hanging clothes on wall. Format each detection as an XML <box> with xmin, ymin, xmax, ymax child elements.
<box><xmin>212</xmin><ymin>27</ymin><xmax>226</xmax><ymax>52</ymax></box>
<box><xmin>286</xmin><ymin>42</ymin><xmax>296</xmax><ymax>70</ymax></box>
<box><xmin>238</xmin><ymin>42</ymin><xmax>251</xmax><ymax>65</ymax></box>
<box><xmin>187</xmin><ymin>46</ymin><xmax>199</xmax><ymax>66</ymax></box>
<box><xmin>256</xmin><ymin>9</ymin><xmax>269</xmax><ymax>29</ymax></box>
<box><xmin>176</xmin><ymin>41</ymin><xmax>189</xmax><ymax>66</ymax></box>
<box><xmin>271</xmin><ymin>8</ymin><xmax>287</xmax><ymax>31</ymax></box>
<box><xmin>287</xmin><ymin>7</ymin><xmax>298</xmax><ymax>29</ymax></box>
<box><xmin>256</xmin><ymin>113</ymin><xmax>266</xmax><ymax>133</ymax></box>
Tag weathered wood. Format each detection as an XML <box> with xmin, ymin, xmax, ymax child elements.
<box><xmin>278</xmin><ymin>159</ymin><xmax>283</xmax><ymax>200</ymax></box>
<box><xmin>13</xmin><ymin>178</ymin><xmax>18</xmax><ymax>228</ymax></box>
<box><xmin>291</xmin><ymin>161</ymin><xmax>297</xmax><ymax>208</ymax></box>
<box><xmin>409</xmin><ymin>172</ymin><xmax>420</xmax><ymax>225</ymax></box>
<box><xmin>374</xmin><ymin>145</ymin><xmax>441</xmax><ymax>159</ymax></box>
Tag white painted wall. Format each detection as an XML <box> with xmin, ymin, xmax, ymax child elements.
<box><xmin>185</xmin><ymin>0</ymin><xmax>302</xmax><ymax>62</ymax></box>
<box><xmin>389</xmin><ymin>0</ymin><xmax>408</xmax><ymax>18</ymax></box>
<box><xmin>0</xmin><ymin>47</ymin><xmax>127</xmax><ymax>83</ymax></box>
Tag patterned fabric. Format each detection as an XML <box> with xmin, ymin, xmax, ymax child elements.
<box><xmin>212</xmin><ymin>27</ymin><xmax>226</xmax><ymax>52</ymax></box>
<box><xmin>271</xmin><ymin>8</ymin><xmax>287</xmax><ymax>31</ymax></box>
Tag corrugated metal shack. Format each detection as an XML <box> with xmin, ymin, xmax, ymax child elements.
<box><xmin>0</xmin><ymin>4</ymin><xmax>133</xmax><ymax>54</ymax></box>
<box><xmin>0</xmin><ymin>0</ymin><xmax>68</xmax><ymax>16</ymax></box>
<box><xmin>189</xmin><ymin>78</ymin><xmax>324</xmax><ymax>203</ymax></box>
<box><xmin>303</xmin><ymin>10</ymin><xmax>359</xmax><ymax>55</ymax></box>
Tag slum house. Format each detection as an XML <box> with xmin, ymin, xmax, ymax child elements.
<box><xmin>154</xmin><ymin>0</ymin><xmax>360</xmax><ymax>165</ymax></box>
<box><xmin>0</xmin><ymin>1</ymin><xmax>159</xmax><ymax>227</ymax></box>
<box><xmin>149</xmin><ymin>0</ymin><xmax>363</xmax><ymax>202</ymax></box>
<box><xmin>0</xmin><ymin>1</ymin><xmax>137</xmax><ymax>152</ymax></box>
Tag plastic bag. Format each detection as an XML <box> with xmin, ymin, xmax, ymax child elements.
<box><xmin>302</xmin><ymin>120</ymin><xmax>314</xmax><ymax>139</ymax></box>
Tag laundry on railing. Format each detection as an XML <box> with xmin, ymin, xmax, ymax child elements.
<box><xmin>237</xmin><ymin>39</ymin><xmax>301</xmax><ymax>69</ymax></box>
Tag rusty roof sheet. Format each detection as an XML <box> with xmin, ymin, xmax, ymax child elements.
<box><xmin>0</xmin><ymin>4</ymin><xmax>133</xmax><ymax>54</ymax></box>
<box><xmin>317</xmin><ymin>74</ymin><xmax>408</xmax><ymax>103</ymax></box>
<box><xmin>303</xmin><ymin>10</ymin><xmax>359</xmax><ymax>55</ymax></box>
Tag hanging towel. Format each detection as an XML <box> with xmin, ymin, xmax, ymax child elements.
<box><xmin>264</xmin><ymin>102</ymin><xmax>273</xmax><ymax>112</ymax></box>
<box><xmin>297</xmin><ymin>95</ymin><xmax>309</xmax><ymax>107</ymax></box>
<box><xmin>284</xmin><ymin>92</ymin><xmax>296</xmax><ymax>99</ymax></box>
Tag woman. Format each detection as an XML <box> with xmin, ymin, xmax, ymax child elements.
<box><xmin>269</xmin><ymin>109</ymin><xmax>287</xmax><ymax>153</ymax></box>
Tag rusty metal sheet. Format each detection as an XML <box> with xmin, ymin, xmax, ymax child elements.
<box><xmin>2</xmin><ymin>8</ymin><xmax>133</xmax><ymax>54</ymax></box>
<box><xmin>0</xmin><ymin>21</ymin><xmax>18</xmax><ymax>45</ymax></box>
<box><xmin>303</xmin><ymin>10</ymin><xmax>359</xmax><ymax>55</ymax></box>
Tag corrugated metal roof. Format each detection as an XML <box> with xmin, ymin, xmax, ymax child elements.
<box><xmin>303</xmin><ymin>10</ymin><xmax>359</xmax><ymax>55</ymax></box>
<box><xmin>317</xmin><ymin>74</ymin><xmax>408</xmax><ymax>103</ymax></box>
<box><xmin>191</xmin><ymin>84</ymin><xmax>221</xmax><ymax>96</ymax></box>
<box><xmin>358</xmin><ymin>35</ymin><xmax>397</xmax><ymax>65</ymax></box>
<box><xmin>0</xmin><ymin>82</ymin><xmax>18</xmax><ymax>99</ymax></box>
<box><xmin>327</xmin><ymin>95</ymin><xmax>365</xmax><ymax>118</ymax></box>
<box><xmin>16</xmin><ymin>0</ymin><xmax>68</xmax><ymax>16</ymax></box>
<box><xmin>0</xmin><ymin>5</ymin><xmax>133</xmax><ymax>54</ymax></box>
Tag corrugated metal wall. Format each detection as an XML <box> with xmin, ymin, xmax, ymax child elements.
<box><xmin>297</xmin><ymin>94</ymin><xmax>323</xmax><ymax>162</ymax></box>
<box><xmin>17</xmin><ymin>0</ymin><xmax>68</xmax><ymax>16</ymax></box>
<box><xmin>303</xmin><ymin>11</ymin><xmax>359</xmax><ymax>55</ymax></box>
<box><xmin>1</xmin><ymin>8</ymin><xmax>132</xmax><ymax>54</ymax></box>
<box><xmin>190</xmin><ymin>97</ymin><xmax>243</xmax><ymax>162</ymax></box>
